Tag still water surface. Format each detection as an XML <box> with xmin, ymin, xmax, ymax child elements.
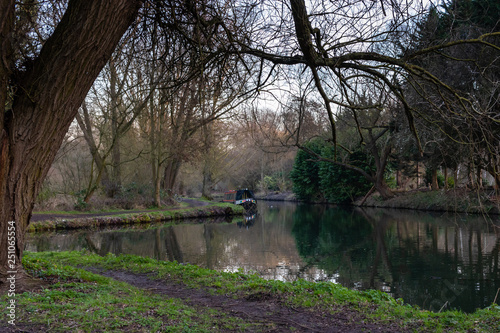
<box><xmin>26</xmin><ymin>201</ymin><xmax>500</xmax><ymax>313</ymax></box>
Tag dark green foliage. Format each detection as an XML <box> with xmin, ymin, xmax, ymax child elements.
<box><xmin>319</xmin><ymin>147</ymin><xmax>373</xmax><ymax>204</ymax></box>
<box><xmin>289</xmin><ymin>140</ymin><xmax>324</xmax><ymax>202</ymax></box>
<box><xmin>438</xmin><ymin>0</ymin><xmax>500</xmax><ymax>35</ymax></box>
<box><xmin>416</xmin><ymin>0</ymin><xmax>500</xmax><ymax>48</ymax></box>
<box><xmin>290</xmin><ymin>140</ymin><xmax>373</xmax><ymax>204</ymax></box>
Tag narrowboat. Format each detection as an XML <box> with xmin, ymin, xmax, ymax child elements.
<box><xmin>223</xmin><ymin>189</ymin><xmax>257</xmax><ymax>211</ymax></box>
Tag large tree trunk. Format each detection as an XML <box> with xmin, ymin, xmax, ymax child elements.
<box><xmin>430</xmin><ymin>168</ymin><xmax>439</xmax><ymax>190</ymax></box>
<box><xmin>163</xmin><ymin>158</ymin><xmax>181</xmax><ymax>194</ymax></box>
<box><xmin>148</xmin><ymin>91</ymin><xmax>162</xmax><ymax>207</ymax></box>
<box><xmin>153</xmin><ymin>167</ymin><xmax>162</xmax><ymax>207</ymax></box>
<box><xmin>202</xmin><ymin>161</ymin><xmax>213</xmax><ymax>199</ymax></box>
<box><xmin>476</xmin><ymin>165</ymin><xmax>483</xmax><ymax>189</ymax></box>
<box><xmin>374</xmin><ymin>173</ymin><xmax>394</xmax><ymax>200</ymax></box>
<box><xmin>367</xmin><ymin>130</ymin><xmax>394</xmax><ymax>199</ymax></box>
<box><xmin>1</xmin><ymin>0</ymin><xmax>142</xmax><ymax>290</ymax></box>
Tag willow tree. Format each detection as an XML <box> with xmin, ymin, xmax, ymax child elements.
<box><xmin>0</xmin><ymin>0</ymin><xmax>142</xmax><ymax>289</ymax></box>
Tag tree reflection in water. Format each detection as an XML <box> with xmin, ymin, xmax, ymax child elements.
<box><xmin>291</xmin><ymin>204</ymin><xmax>500</xmax><ymax>312</ymax></box>
<box><xmin>25</xmin><ymin>203</ymin><xmax>500</xmax><ymax>312</ymax></box>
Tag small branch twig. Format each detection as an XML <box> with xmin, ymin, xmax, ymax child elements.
<box><xmin>493</xmin><ymin>288</ymin><xmax>500</xmax><ymax>305</ymax></box>
<box><xmin>438</xmin><ymin>301</ymin><xmax>448</xmax><ymax>313</ymax></box>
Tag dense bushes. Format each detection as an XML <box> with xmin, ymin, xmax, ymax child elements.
<box><xmin>290</xmin><ymin>139</ymin><xmax>373</xmax><ymax>204</ymax></box>
<box><xmin>289</xmin><ymin>140</ymin><xmax>324</xmax><ymax>202</ymax></box>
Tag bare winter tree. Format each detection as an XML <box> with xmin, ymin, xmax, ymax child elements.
<box><xmin>139</xmin><ymin>0</ymin><xmax>252</xmax><ymax>205</ymax></box>
<box><xmin>76</xmin><ymin>34</ymin><xmax>155</xmax><ymax>202</ymax></box>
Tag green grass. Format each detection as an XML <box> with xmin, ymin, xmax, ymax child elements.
<box><xmin>34</xmin><ymin>210</ymin><xmax>88</xmax><ymax>215</ymax></box>
<box><xmin>2</xmin><ymin>253</ymin><xmax>260</xmax><ymax>332</ymax></box>
<box><xmin>2</xmin><ymin>251</ymin><xmax>499</xmax><ymax>332</ymax></box>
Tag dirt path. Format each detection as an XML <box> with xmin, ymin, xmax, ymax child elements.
<box><xmin>31</xmin><ymin>198</ymin><xmax>212</xmax><ymax>222</ymax></box>
<box><xmin>86</xmin><ymin>267</ymin><xmax>403</xmax><ymax>333</ymax></box>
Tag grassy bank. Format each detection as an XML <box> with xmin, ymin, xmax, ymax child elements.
<box><xmin>28</xmin><ymin>202</ymin><xmax>244</xmax><ymax>232</ymax></box>
<box><xmin>1</xmin><ymin>251</ymin><xmax>499</xmax><ymax>332</ymax></box>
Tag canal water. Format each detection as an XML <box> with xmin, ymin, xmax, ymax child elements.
<box><xmin>25</xmin><ymin>201</ymin><xmax>500</xmax><ymax>313</ymax></box>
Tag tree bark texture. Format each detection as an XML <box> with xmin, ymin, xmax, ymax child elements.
<box><xmin>163</xmin><ymin>159</ymin><xmax>181</xmax><ymax>193</ymax></box>
<box><xmin>1</xmin><ymin>0</ymin><xmax>142</xmax><ymax>286</ymax></box>
<box><xmin>430</xmin><ymin>168</ymin><xmax>439</xmax><ymax>190</ymax></box>
<box><xmin>202</xmin><ymin>162</ymin><xmax>213</xmax><ymax>199</ymax></box>
<box><xmin>366</xmin><ymin>130</ymin><xmax>395</xmax><ymax>199</ymax></box>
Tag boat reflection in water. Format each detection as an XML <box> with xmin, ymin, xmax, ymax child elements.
<box><xmin>237</xmin><ymin>213</ymin><xmax>256</xmax><ymax>229</ymax></box>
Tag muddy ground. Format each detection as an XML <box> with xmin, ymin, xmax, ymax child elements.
<box><xmin>85</xmin><ymin>268</ymin><xmax>404</xmax><ymax>332</ymax></box>
<box><xmin>0</xmin><ymin>266</ymin><xmax>408</xmax><ymax>332</ymax></box>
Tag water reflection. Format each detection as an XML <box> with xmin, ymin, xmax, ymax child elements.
<box><xmin>292</xmin><ymin>205</ymin><xmax>500</xmax><ymax>313</ymax></box>
<box><xmin>25</xmin><ymin>202</ymin><xmax>500</xmax><ymax>312</ymax></box>
<box><xmin>25</xmin><ymin>205</ymin><xmax>310</xmax><ymax>282</ymax></box>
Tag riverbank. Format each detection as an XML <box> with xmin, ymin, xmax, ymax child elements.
<box><xmin>356</xmin><ymin>188</ymin><xmax>500</xmax><ymax>214</ymax></box>
<box><xmin>28</xmin><ymin>200</ymin><xmax>244</xmax><ymax>232</ymax></box>
<box><xmin>256</xmin><ymin>191</ymin><xmax>298</xmax><ymax>201</ymax></box>
<box><xmin>1</xmin><ymin>251</ymin><xmax>498</xmax><ymax>332</ymax></box>
<box><xmin>259</xmin><ymin>189</ymin><xmax>500</xmax><ymax>214</ymax></box>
